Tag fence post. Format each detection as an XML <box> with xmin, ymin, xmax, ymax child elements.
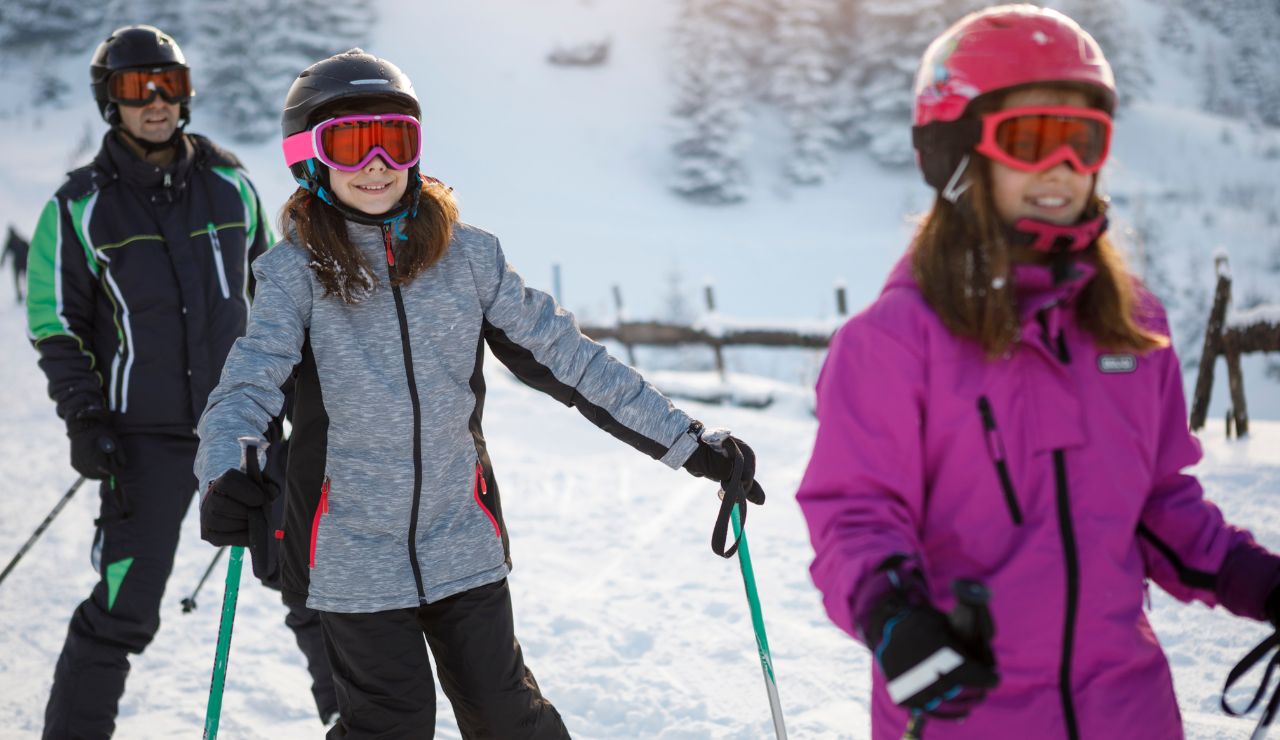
<box><xmin>704</xmin><ymin>283</ymin><xmax>727</xmax><ymax>382</ymax></box>
<box><xmin>835</xmin><ymin>283</ymin><xmax>848</xmax><ymax>318</ymax></box>
<box><xmin>612</xmin><ymin>285</ymin><xmax>637</xmax><ymax>367</ymax></box>
<box><xmin>1224</xmin><ymin>341</ymin><xmax>1249</xmax><ymax>437</ymax></box>
<box><xmin>1189</xmin><ymin>254</ymin><xmax>1231</xmax><ymax>431</ymax></box>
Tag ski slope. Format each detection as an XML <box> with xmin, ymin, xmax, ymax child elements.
<box><xmin>0</xmin><ymin>268</ymin><xmax>1278</xmax><ymax>739</ymax></box>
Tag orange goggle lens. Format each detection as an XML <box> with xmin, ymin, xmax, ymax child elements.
<box><xmin>108</xmin><ymin>67</ymin><xmax>192</xmax><ymax>105</ymax></box>
<box><xmin>978</xmin><ymin>106</ymin><xmax>1112</xmax><ymax>173</ymax></box>
<box><xmin>319</xmin><ymin>118</ymin><xmax>420</xmax><ymax>168</ymax></box>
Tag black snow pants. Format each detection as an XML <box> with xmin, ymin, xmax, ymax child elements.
<box><xmin>321</xmin><ymin>578</ymin><xmax>569</xmax><ymax>739</ymax></box>
<box><xmin>42</xmin><ymin>434</ymin><xmax>337</xmax><ymax>738</ymax></box>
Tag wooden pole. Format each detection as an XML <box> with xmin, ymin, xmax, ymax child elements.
<box><xmin>835</xmin><ymin>284</ymin><xmax>848</xmax><ymax>318</ymax></box>
<box><xmin>1189</xmin><ymin>255</ymin><xmax>1231</xmax><ymax>431</ymax></box>
<box><xmin>1224</xmin><ymin>345</ymin><xmax>1249</xmax><ymax>437</ymax></box>
<box><xmin>612</xmin><ymin>285</ymin><xmax>636</xmax><ymax>367</ymax></box>
<box><xmin>704</xmin><ymin>283</ymin><xmax>726</xmax><ymax>381</ymax></box>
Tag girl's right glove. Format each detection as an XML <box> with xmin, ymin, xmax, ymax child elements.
<box><xmin>861</xmin><ymin>559</ymin><xmax>999</xmax><ymax>720</ymax></box>
<box><xmin>199</xmin><ymin>468</ymin><xmax>276</xmax><ymax>578</ymax></box>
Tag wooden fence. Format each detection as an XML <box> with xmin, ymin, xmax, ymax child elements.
<box><xmin>1189</xmin><ymin>253</ymin><xmax>1280</xmax><ymax>437</ymax></box>
<box><xmin>578</xmin><ymin>283</ymin><xmax>846</xmax><ymax>380</ymax></box>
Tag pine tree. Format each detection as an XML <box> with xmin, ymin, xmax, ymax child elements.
<box><xmin>1046</xmin><ymin>0</ymin><xmax>1152</xmax><ymax>105</ymax></box>
<box><xmin>1156</xmin><ymin>7</ymin><xmax>1194</xmax><ymax>54</ymax></box>
<box><xmin>0</xmin><ymin>0</ymin><xmax>104</xmax><ymax>55</ymax></box>
<box><xmin>844</xmin><ymin>0</ymin><xmax>982</xmax><ymax>166</ymax></box>
<box><xmin>770</xmin><ymin>0</ymin><xmax>841</xmax><ymax>184</ymax></box>
<box><xmin>669</xmin><ymin>0</ymin><xmax>755</xmax><ymax>204</ymax></box>
<box><xmin>192</xmin><ymin>0</ymin><xmax>376</xmax><ymax>143</ymax></box>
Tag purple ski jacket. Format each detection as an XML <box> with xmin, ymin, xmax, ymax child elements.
<box><xmin>797</xmin><ymin>254</ymin><xmax>1280</xmax><ymax>739</ymax></box>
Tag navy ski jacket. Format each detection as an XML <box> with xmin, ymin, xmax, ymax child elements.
<box><xmin>27</xmin><ymin>132</ymin><xmax>273</xmax><ymax>433</ymax></box>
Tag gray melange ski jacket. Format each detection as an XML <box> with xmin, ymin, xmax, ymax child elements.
<box><xmin>195</xmin><ymin>220</ymin><xmax>700</xmax><ymax>612</ymax></box>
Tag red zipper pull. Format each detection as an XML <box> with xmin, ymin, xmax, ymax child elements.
<box><xmin>384</xmin><ymin>227</ymin><xmax>396</xmax><ymax>267</ymax></box>
<box><xmin>476</xmin><ymin>462</ymin><xmax>488</xmax><ymax>495</ymax></box>
<box><xmin>321</xmin><ymin>478</ymin><xmax>331</xmax><ymax>513</ymax></box>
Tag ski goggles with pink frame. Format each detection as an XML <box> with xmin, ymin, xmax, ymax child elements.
<box><xmin>975</xmin><ymin>105</ymin><xmax>1112</xmax><ymax>174</ymax></box>
<box><xmin>282</xmin><ymin>114</ymin><xmax>422</xmax><ymax>172</ymax></box>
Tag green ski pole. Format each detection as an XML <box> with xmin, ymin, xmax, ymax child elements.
<box><xmin>731</xmin><ymin>505</ymin><xmax>788</xmax><ymax>739</ymax></box>
<box><xmin>203</xmin><ymin>437</ymin><xmax>264</xmax><ymax>739</ymax></box>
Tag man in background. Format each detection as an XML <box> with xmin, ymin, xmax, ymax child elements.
<box><xmin>25</xmin><ymin>25</ymin><xmax>336</xmax><ymax>736</ymax></box>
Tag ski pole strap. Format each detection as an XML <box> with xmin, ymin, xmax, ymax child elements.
<box><xmin>1221</xmin><ymin>630</ymin><xmax>1280</xmax><ymax>737</ymax></box>
<box><xmin>711</xmin><ymin>437</ymin><xmax>748</xmax><ymax>559</ymax></box>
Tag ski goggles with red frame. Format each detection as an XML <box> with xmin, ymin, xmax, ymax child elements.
<box><xmin>282</xmin><ymin>114</ymin><xmax>422</xmax><ymax>172</ymax></box>
<box><xmin>975</xmin><ymin>106</ymin><xmax>1112</xmax><ymax>174</ymax></box>
<box><xmin>108</xmin><ymin>67</ymin><xmax>193</xmax><ymax>105</ymax></box>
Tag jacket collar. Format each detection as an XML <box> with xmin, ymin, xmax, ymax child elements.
<box><xmin>97</xmin><ymin>131</ymin><xmax>197</xmax><ymax>195</ymax></box>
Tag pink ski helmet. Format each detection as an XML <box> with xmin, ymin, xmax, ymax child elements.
<box><xmin>912</xmin><ymin>5</ymin><xmax>1115</xmax><ymax>194</ymax></box>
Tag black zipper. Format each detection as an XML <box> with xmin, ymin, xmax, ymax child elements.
<box><xmin>1054</xmin><ymin>449</ymin><xmax>1080</xmax><ymax>740</ymax></box>
<box><xmin>384</xmin><ymin>225</ymin><xmax>427</xmax><ymax>603</ymax></box>
<box><xmin>976</xmin><ymin>396</ymin><xmax>1023</xmax><ymax>525</ymax></box>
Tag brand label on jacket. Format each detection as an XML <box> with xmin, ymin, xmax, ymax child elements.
<box><xmin>1097</xmin><ymin>354</ymin><xmax>1137</xmax><ymax>373</ymax></box>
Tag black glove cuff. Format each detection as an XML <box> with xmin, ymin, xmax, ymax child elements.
<box><xmin>66</xmin><ymin>405</ymin><xmax>108</xmax><ymax>434</ymax></box>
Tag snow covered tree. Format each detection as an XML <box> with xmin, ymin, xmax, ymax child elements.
<box><xmin>842</xmin><ymin>0</ymin><xmax>985</xmax><ymax>166</ymax></box>
<box><xmin>1045</xmin><ymin>0</ymin><xmax>1152</xmax><ymax>105</ymax></box>
<box><xmin>0</xmin><ymin>0</ymin><xmax>104</xmax><ymax>55</ymax></box>
<box><xmin>1156</xmin><ymin>7</ymin><xmax>1194</xmax><ymax>54</ymax></box>
<box><xmin>769</xmin><ymin>0</ymin><xmax>842</xmax><ymax>184</ymax></box>
<box><xmin>192</xmin><ymin>0</ymin><xmax>376</xmax><ymax>143</ymax></box>
<box><xmin>669</xmin><ymin>0</ymin><xmax>759</xmax><ymax>204</ymax></box>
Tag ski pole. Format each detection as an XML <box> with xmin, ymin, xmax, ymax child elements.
<box><xmin>730</xmin><ymin>505</ymin><xmax>788</xmax><ymax>740</ymax></box>
<box><xmin>0</xmin><ymin>476</ymin><xmax>87</xmax><ymax>589</ymax></box>
<box><xmin>182</xmin><ymin>546</ymin><xmax>228</xmax><ymax>614</ymax></box>
<box><xmin>203</xmin><ymin>437</ymin><xmax>265</xmax><ymax>739</ymax></box>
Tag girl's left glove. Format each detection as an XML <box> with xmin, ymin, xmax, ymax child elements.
<box><xmin>682</xmin><ymin>426</ymin><xmax>765</xmax><ymax>557</ymax></box>
<box><xmin>681</xmin><ymin>429</ymin><xmax>766</xmax><ymax>505</ymax></box>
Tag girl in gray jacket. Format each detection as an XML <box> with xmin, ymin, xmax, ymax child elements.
<box><xmin>195</xmin><ymin>50</ymin><xmax>763</xmax><ymax>738</ymax></box>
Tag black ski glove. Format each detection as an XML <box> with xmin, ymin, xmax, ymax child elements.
<box><xmin>66</xmin><ymin>407</ymin><xmax>126</xmax><ymax>480</ymax></box>
<box><xmin>682</xmin><ymin>425</ymin><xmax>766</xmax><ymax>557</ymax></box>
<box><xmin>681</xmin><ymin>428</ymin><xmax>766</xmax><ymax>505</ymax></box>
<box><xmin>200</xmin><ymin>465</ymin><xmax>277</xmax><ymax>578</ymax></box>
<box><xmin>861</xmin><ymin>561</ymin><xmax>998</xmax><ymax>720</ymax></box>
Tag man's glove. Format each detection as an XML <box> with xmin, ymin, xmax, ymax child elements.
<box><xmin>66</xmin><ymin>407</ymin><xmax>126</xmax><ymax>480</ymax></box>
<box><xmin>200</xmin><ymin>467</ymin><xmax>276</xmax><ymax>578</ymax></box>
<box><xmin>862</xmin><ymin>564</ymin><xmax>999</xmax><ymax>720</ymax></box>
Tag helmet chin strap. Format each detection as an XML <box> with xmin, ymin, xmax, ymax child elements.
<box><xmin>1006</xmin><ymin>212</ymin><xmax>1108</xmax><ymax>285</ymax></box>
<box><xmin>302</xmin><ymin>162</ymin><xmax>423</xmax><ymax>238</ymax></box>
<box><xmin>1007</xmin><ymin>212</ymin><xmax>1108</xmax><ymax>254</ymax></box>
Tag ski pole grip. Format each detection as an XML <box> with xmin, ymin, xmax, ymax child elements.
<box><xmin>237</xmin><ymin>436</ymin><xmax>266</xmax><ymax>484</ymax></box>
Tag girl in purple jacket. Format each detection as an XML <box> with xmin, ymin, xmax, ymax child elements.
<box><xmin>797</xmin><ymin>6</ymin><xmax>1280</xmax><ymax>739</ymax></box>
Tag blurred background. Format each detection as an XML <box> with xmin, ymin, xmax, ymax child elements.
<box><xmin>0</xmin><ymin>0</ymin><xmax>1276</xmax><ymax>416</ymax></box>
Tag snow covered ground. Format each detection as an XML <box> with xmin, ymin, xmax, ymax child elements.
<box><xmin>0</xmin><ymin>257</ymin><xmax>1278</xmax><ymax>739</ymax></box>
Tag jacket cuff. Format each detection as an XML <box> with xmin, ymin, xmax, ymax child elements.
<box><xmin>659</xmin><ymin>423</ymin><xmax>701</xmax><ymax>469</ymax></box>
<box><xmin>1216</xmin><ymin>538</ymin><xmax>1280</xmax><ymax>622</ymax></box>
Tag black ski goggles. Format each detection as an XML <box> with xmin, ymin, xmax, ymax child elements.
<box><xmin>108</xmin><ymin>67</ymin><xmax>193</xmax><ymax>106</ymax></box>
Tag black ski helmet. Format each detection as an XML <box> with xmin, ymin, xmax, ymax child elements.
<box><xmin>282</xmin><ymin>49</ymin><xmax>422</xmax><ymax>226</ymax></box>
<box><xmin>90</xmin><ymin>25</ymin><xmax>192</xmax><ymax>127</ymax></box>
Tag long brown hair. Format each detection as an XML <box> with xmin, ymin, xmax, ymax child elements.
<box><xmin>280</xmin><ymin>180</ymin><xmax>458</xmax><ymax>303</ymax></box>
<box><xmin>910</xmin><ymin>90</ymin><xmax>1167</xmax><ymax>357</ymax></box>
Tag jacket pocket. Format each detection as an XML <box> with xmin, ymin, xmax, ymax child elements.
<box><xmin>977</xmin><ymin>396</ymin><xmax>1023</xmax><ymax>525</ymax></box>
<box><xmin>473</xmin><ymin>461</ymin><xmax>501</xmax><ymax>539</ymax></box>
<box><xmin>207</xmin><ymin>223</ymin><xmax>232</xmax><ymax>300</ymax></box>
<box><xmin>310</xmin><ymin>477</ymin><xmax>330</xmax><ymax>568</ymax></box>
